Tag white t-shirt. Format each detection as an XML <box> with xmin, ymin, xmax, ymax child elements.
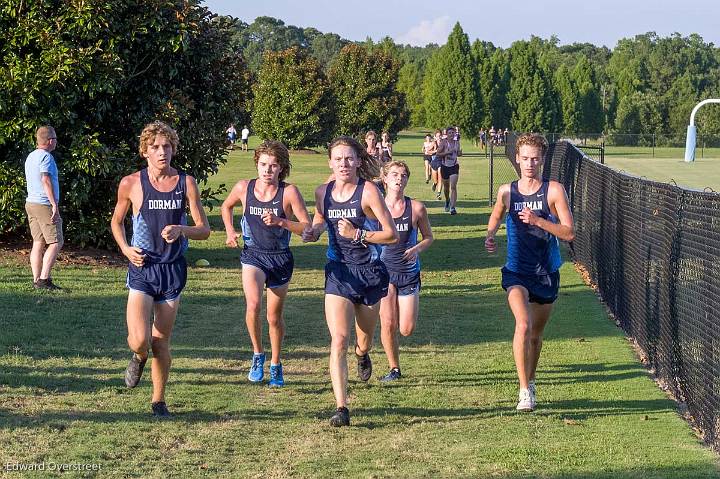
<box><xmin>241</xmin><ymin>128</ymin><xmax>250</xmax><ymax>140</ymax></box>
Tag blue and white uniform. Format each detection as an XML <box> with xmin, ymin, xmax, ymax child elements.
<box><xmin>381</xmin><ymin>197</ymin><xmax>421</xmax><ymax>296</ymax></box>
<box><xmin>324</xmin><ymin>179</ymin><xmax>389</xmax><ymax>305</ymax></box>
<box><xmin>502</xmin><ymin>180</ymin><xmax>562</xmax><ymax>304</ymax></box>
<box><xmin>240</xmin><ymin>179</ymin><xmax>294</xmax><ymax>288</ymax></box>
<box><xmin>127</xmin><ymin>168</ymin><xmax>188</xmax><ymax>302</ymax></box>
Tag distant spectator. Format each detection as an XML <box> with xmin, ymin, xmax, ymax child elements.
<box><xmin>25</xmin><ymin>125</ymin><xmax>63</xmax><ymax>290</ymax></box>
<box><xmin>241</xmin><ymin>125</ymin><xmax>250</xmax><ymax>151</ymax></box>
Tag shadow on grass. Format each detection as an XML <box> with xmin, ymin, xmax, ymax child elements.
<box><xmin>0</xmin><ymin>269</ymin><xmax>620</xmax><ymax>365</ymax></box>
<box><xmin>0</xmin><ymin>406</ymin><xmax>319</xmax><ymax>429</ymax></box>
<box><xmin>344</xmin><ymin>396</ymin><xmax>676</xmax><ymax>428</ymax></box>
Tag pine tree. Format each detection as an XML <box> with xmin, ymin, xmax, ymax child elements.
<box><xmin>398</xmin><ymin>62</ymin><xmax>426</xmax><ymax>127</ymax></box>
<box><xmin>572</xmin><ymin>56</ymin><xmax>604</xmax><ymax>134</ymax></box>
<box><xmin>422</xmin><ymin>23</ymin><xmax>480</xmax><ymax>137</ymax></box>
<box><xmin>555</xmin><ymin>63</ymin><xmax>578</xmax><ymax>134</ymax></box>
<box><xmin>507</xmin><ymin>40</ymin><xmax>559</xmax><ymax>132</ymax></box>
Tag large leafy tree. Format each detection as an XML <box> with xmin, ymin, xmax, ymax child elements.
<box><xmin>422</xmin><ymin>23</ymin><xmax>481</xmax><ymax>137</ymax></box>
<box><xmin>251</xmin><ymin>47</ymin><xmax>334</xmax><ymax>149</ymax></box>
<box><xmin>309</xmin><ymin>33</ymin><xmax>349</xmax><ymax>71</ymax></box>
<box><xmin>328</xmin><ymin>44</ymin><xmax>409</xmax><ymax>137</ymax></box>
<box><xmin>0</xmin><ymin>0</ymin><xmax>249</xmax><ymax>245</ymax></box>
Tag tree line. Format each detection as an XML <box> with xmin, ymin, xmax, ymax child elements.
<box><xmin>2</xmin><ymin>5</ymin><xmax>719</xmax><ymax>245</ymax></box>
<box><xmin>231</xmin><ymin>16</ymin><xmax>720</xmax><ymax>146</ymax></box>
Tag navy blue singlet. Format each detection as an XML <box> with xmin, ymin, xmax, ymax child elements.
<box><xmin>324</xmin><ymin>179</ymin><xmax>381</xmax><ymax>265</ymax></box>
<box><xmin>505</xmin><ymin>180</ymin><xmax>562</xmax><ymax>276</ymax></box>
<box><xmin>241</xmin><ymin>179</ymin><xmax>291</xmax><ymax>252</ymax></box>
<box><xmin>131</xmin><ymin>168</ymin><xmax>188</xmax><ymax>264</ymax></box>
<box><xmin>381</xmin><ymin>197</ymin><xmax>419</xmax><ymax>274</ymax></box>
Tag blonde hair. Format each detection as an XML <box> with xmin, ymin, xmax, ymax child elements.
<box><xmin>515</xmin><ymin>132</ymin><xmax>548</xmax><ymax>156</ymax></box>
<box><xmin>254</xmin><ymin>140</ymin><xmax>292</xmax><ymax>182</ymax></box>
<box><xmin>381</xmin><ymin>160</ymin><xmax>411</xmax><ymax>187</ymax></box>
<box><xmin>328</xmin><ymin>136</ymin><xmax>382</xmax><ymax>181</ymax></box>
<box><xmin>139</xmin><ymin>121</ymin><xmax>179</xmax><ymax>156</ymax></box>
<box><xmin>36</xmin><ymin>126</ymin><xmax>56</xmax><ymax>145</ymax></box>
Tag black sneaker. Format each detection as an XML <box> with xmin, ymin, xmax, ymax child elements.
<box><xmin>124</xmin><ymin>353</ymin><xmax>147</xmax><ymax>388</ymax></box>
<box><xmin>151</xmin><ymin>401</ymin><xmax>171</xmax><ymax>418</ymax></box>
<box><xmin>35</xmin><ymin>278</ymin><xmax>62</xmax><ymax>290</ymax></box>
<box><xmin>450</xmin><ymin>207</ymin><xmax>457</xmax><ymax>215</ymax></box>
<box><xmin>329</xmin><ymin>407</ymin><xmax>350</xmax><ymax>427</ymax></box>
<box><xmin>379</xmin><ymin>367</ymin><xmax>402</xmax><ymax>382</ymax></box>
<box><xmin>356</xmin><ymin>350</ymin><xmax>372</xmax><ymax>382</ymax></box>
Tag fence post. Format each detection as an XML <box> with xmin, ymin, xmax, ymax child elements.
<box><xmin>653</xmin><ymin>133</ymin><xmax>655</xmax><ymax>158</ymax></box>
<box><xmin>601</xmin><ymin>140</ymin><xmax>605</xmax><ymax>164</ymax></box>
<box><xmin>489</xmin><ymin>143</ymin><xmax>494</xmax><ymax>207</ymax></box>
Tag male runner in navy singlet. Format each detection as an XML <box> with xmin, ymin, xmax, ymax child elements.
<box><xmin>111</xmin><ymin>121</ymin><xmax>211</xmax><ymax>417</ymax></box>
<box><xmin>378</xmin><ymin>161</ymin><xmax>433</xmax><ymax>381</ymax></box>
<box><xmin>221</xmin><ymin>140</ymin><xmax>311</xmax><ymax>387</ymax></box>
<box><xmin>485</xmin><ymin>133</ymin><xmax>574</xmax><ymax>412</ymax></box>
<box><xmin>302</xmin><ymin>136</ymin><xmax>398</xmax><ymax>427</ymax></box>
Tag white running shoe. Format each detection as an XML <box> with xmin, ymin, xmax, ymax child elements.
<box><xmin>516</xmin><ymin>388</ymin><xmax>536</xmax><ymax>412</ymax></box>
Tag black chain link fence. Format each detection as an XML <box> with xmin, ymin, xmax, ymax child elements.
<box><xmin>539</xmin><ymin>140</ymin><xmax>720</xmax><ymax>451</ymax></box>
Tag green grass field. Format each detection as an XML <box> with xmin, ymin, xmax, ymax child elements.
<box><xmin>579</xmin><ymin>145</ymin><xmax>720</xmax><ymax>191</ymax></box>
<box><xmin>0</xmin><ymin>132</ymin><xmax>718</xmax><ymax>478</ymax></box>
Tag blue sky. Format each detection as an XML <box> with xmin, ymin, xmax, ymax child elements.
<box><xmin>204</xmin><ymin>0</ymin><xmax>719</xmax><ymax>48</ymax></box>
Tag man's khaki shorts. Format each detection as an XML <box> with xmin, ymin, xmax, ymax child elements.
<box><xmin>25</xmin><ymin>202</ymin><xmax>63</xmax><ymax>245</ymax></box>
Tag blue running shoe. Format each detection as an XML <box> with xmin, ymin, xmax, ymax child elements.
<box><xmin>379</xmin><ymin>367</ymin><xmax>401</xmax><ymax>382</ymax></box>
<box><xmin>268</xmin><ymin>363</ymin><xmax>284</xmax><ymax>387</ymax></box>
<box><xmin>248</xmin><ymin>353</ymin><xmax>265</xmax><ymax>382</ymax></box>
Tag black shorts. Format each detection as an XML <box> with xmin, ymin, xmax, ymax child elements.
<box><xmin>430</xmin><ymin>156</ymin><xmax>442</xmax><ymax>171</ymax></box>
<box><xmin>325</xmin><ymin>261</ymin><xmax>389</xmax><ymax>306</ymax></box>
<box><xmin>241</xmin><ymin>248</ymin><xmax>294</xmax><ymax>289</ymax></box>
<box><xmin>440</xmin><ymin>163</ymin><xmax>459</xmax><ymax>179</ymax></box>
<box><xmin>501</xmin><ymin>267</ymin><xmax>560</xmax><ymax>304</ymax></box>
<box><xmin>388</xmin><ymin>270</ymin><xmax>421</xmax><ymax>296</ymax></box>
<box><xmin>127</xmin><ymin>257</ymin><xmax>187</xmax><ymax>303</ymax></box>
<box><xmin>423</xmin><ymin>155</ymin><xmax>432</xmax><ymax>163</ymax></box>
<box><xmin>241</xmin><ymin>138</ymin><xmax>248</xmax><ymax>145</ymax></box>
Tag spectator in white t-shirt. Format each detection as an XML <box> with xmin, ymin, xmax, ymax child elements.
<box><xmin>241</xmin><ymin>126</ymin><xmax>250</xmax><ymax>151</ymax></box>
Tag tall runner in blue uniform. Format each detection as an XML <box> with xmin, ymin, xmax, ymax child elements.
<box><xmin>484</xmin><ymin>133</ymin><xmax>575</xmax><ymax>412</ymax></box>
<box><xmin>378</xmin><ymin>161</ymin><xmax>434</xmax><ymax>381</ymax></box>
<box><xmin>221</xmin><ymin>140</ymin><xmax>311</xmax><ymax>387</ymax></box>
<box><xmin>302</xmin><ymin>136</ymin><xmax>398</xmax><ymax>427</ymax></box>
<box><xmin>111</xmin><ymin>121</ymin><xmax>211</xmax><ymax>417</ymax></box>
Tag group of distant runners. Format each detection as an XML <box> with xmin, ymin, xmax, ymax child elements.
<box><xmin>23</xmin><ymin>121</ymin><xmax>574</xmax><ymax>425</ymax></box>
<box><xmin>422</xmin><ymin>126</ymin><xmax>462</xmax><ymax>215</ymax></box>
